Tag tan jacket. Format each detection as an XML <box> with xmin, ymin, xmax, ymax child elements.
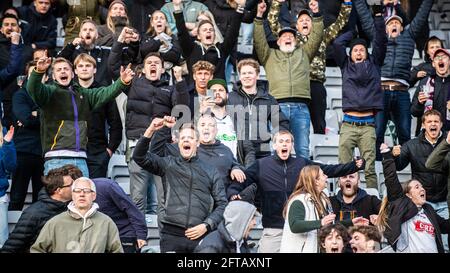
<box><xmin>31</xmin><ymin>202</ymin><xmax>123</xmax><ymax>253</ymax></box>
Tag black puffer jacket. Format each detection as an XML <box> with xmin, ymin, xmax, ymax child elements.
<box><xmin>124</xmin><ymin>77</ymin><xmax>189</xmax><ymax>140</ymax></box>
<box><xmin>133</xmin><ymin>136</ymin><xmax>228</xmax><ymax>230</ymax></box>
<box><xmin>394</xmin><ymin>130</ymin><xmax>448</xmax><ymax>203</ymax></box>
<box><xmin>382</xmin><ymin>153</ymin><xmax>450</xmax><ymax>252</ymax></box>
<box><xmin>1</xmin><ymin>189</ymin><xmax>67</xmax><ymax>253</ymax></box>
<box><xmin>227</xmin><ymin>80</ymin><xmax>289</xmax><ymax>158</ymax></box>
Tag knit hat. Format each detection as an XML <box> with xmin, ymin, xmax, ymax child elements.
<box><xmin>207</xmin><ymin>78</ymin><xmax>228</xmax><ymax>92</ymax></box>
<box><xmin>109</xmin><ymin>0</ymin><xmax>127</xmax><ymax>12</ymax></box>
<box><xmin>349</xmin><ymin>38</ymin><xmax>368</xmax><ymax>54</ymax></box>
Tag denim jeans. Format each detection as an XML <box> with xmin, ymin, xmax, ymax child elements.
<box><xmin>426</xmin><ymin>201</ymin><xmax>449</xmax><ymax>252</ymax></box>
<box><xmin>375</xmin><ymin>91</ymin><xmax>411</xmax><ymax>160</ymax></box>
<box><xmin>0</xmin><ymin>200</ymin><xmax>8</xmax><ymax>247</ymax></box>
<box><xmin>44</xmin><ymin>157</ymin><xmax>89</xmax><ymax>177</ymax></box>
<box><xmin>240</xmin><ymin>22</ymin><xmax>254</xmax><ymax>45</ymax></box>
<box><xmin>279</xmin><ymin>102</ymin><xmax>310</xmax><ymax>158</ymax></box>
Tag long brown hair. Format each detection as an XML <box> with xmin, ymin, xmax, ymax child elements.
<box><xmin>375</xmin><ymin>179</ymin><xmax>418</xmax><ymax>232</ymax></box>
<box><xmin>146</xmin><ymin>10</ymin><xmax>172</xmax><ymax>36</ymax></box>
<box><xmin>283</xmin><ymin>165</ymin><xmax>329</xmax><ymax>218</ymax></box>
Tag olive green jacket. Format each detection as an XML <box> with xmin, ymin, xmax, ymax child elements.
<box><xmin>254</xmin><ymin>14</ymin><xmax>323</xmax><ymax>100</ymax></box>
<box><xmin>268</xmin><ymin>1</ymin><xmax>351</xmax><ymax>82</ymax></box>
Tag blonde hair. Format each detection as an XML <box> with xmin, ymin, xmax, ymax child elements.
<box><xmin>192</xmin><ymin>60</ymin><xmax>215</xmax><ymax>74</ymax></box>
<box><xmin>74</xmin><ymin>53</ymin><xmax>97</xmax><ymax>68</ymax></box>
<box><xmin>283</xmin><ymin>165</ymin><xmax>329</xmax><ymax>218</ymax></box>
<box><xmin>237</xmin><ymin>58</ymin><xmax>260</xmax><ymax>75</ymax></box>
<box><xmin>146</xmin><ymin>10</ymin><xmax>172</xmax><ymax>36</ymax></box>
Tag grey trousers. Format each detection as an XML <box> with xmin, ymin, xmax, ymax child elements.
<box><xmin>128</xmin><ymin>159</ymin><xmax>157</xmax><ymax>214</ymax></box>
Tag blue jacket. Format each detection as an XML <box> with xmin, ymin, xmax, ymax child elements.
<box><xmin>93</xmin><ymin>178</ymin><xmax>147</xmax><ymax>241</ymax></box>
<box><xmin>333</xmin><ymin>16</ymin><xmax>386</xmax><ymax>112</ymax></box>
<box><xmin>355</xmin><ymin>0</ymin><xmax>432</xmax><ymax>83</ymax></box>
<box><xmin>0</xmin><ymin>139</ymin><xmax>17</xmax><ymax>198</ymax></box>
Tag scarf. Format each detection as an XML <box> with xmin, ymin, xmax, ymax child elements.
<box><xmin>423</xmin><ymin>76</ymin><xmax>435</xmax><ymax>112</ymax></box>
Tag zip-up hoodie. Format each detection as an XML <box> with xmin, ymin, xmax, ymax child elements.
<box><xmin>26</xmin><ymin>70</ymin><xmax>129</xmax><ymax>155</ymax></box>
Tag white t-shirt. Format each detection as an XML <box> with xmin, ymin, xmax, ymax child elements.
<box><xmin>397</xmin><ymin>208</ymin><xmax>438</xmax><ymax>253</ymax></box>
<box><xmin>215</xmin><ymin>115</ymin><xmax>237</xmax><ymax>158</ymax></box>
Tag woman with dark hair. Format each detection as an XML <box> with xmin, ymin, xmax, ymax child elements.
<box><xmin>376</xmin><ymin>143</ymin><xmax>450</xmax><ymax>253</ymax></box>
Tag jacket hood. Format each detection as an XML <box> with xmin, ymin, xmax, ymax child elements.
<box><xmin>336</xmin><ymin>188</ymin><xmax>368</xmax><ymax>205</ymax></box>
<box><xmin>67</xmin><ymin>202</ymin><xmax>100</xmax><ymax>229</ymax></box>
<box><xmin>223</xmin><ymin>200</ymin><xmax>258</xmax><ymax>242</ymax></box>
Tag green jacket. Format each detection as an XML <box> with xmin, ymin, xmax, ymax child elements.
<box><xmin>30</xmin><ymin>204</ymin><xmax>123</xmax><ymax>253</ymax></box>
<box><xmin>60</xmin><ymin>0</ymin><xmax>105</xmax><ymax>45</ymax></box>
<box><xmin>161</xmin><ymin>0</ymin><xmax>209</xmax><ymax>35</ymax></box>
<box><xmin>27</xmin><ymin>70</ymin><xmax>128</xmax><ymax>155</ymax></box>
<box><xmin>268</xmin><ymin>2</ymin><xmax>351</xmax><ymax>83</ymax></box>
<box><xmin>425</xmin><ymin>139</ymin><xmax>450</xmax><ymax>207</ymax></box>
<box><xmin>254</xmin><ymin>16</ymin><xmax>323</xmax><ymax>100</ymax></box>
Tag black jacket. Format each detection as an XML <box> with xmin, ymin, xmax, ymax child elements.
<box><xmin>124</xmin><ymin>77</ymin><xmax>189</xmax><ymax>140</ymax></box>
<box><xmin>0</xmin><ymin>189</ymin><xmax>67</xmax><ymax>253</ymax></box>
<box><xmin>228</xmin><ymin>154</ymin><xmax>361</xmax><ymax>229</ymax></box>
<box><xmin>394</xmin><ymin>130</ymin><xmax>448</xmax><ymax>203</ymax></box>
<box><xmin>410</xmin><ymin>61</ymin><xmax>434</xmax><ymax>87</ymax></box>
<box><xmin>330</xmin><ymin>188</ymin><xmax>381</xmax><ymax>224</ymax></box>
<box><xmin>126</xmin><ymin>0</ymin><xmax>165</xmax><ymax>35</ymax></box>
<box><xmin>411</xmin><ymin>75</ymin><xmax>450</xmax><ymax>131</ymax></box>
<box><xmin>132</xmin><ymin>136</ymin><xmax>228</xmax><ymax>231</ymax></box>
<box><xmin>18</xmin><ymin>4</ymin><xmax>57</xmax><ymax>50</ymax></box>
<box><xmin>227</xmin><ymin>80</ymin><xmax>289</xmax><ymax>158</ymax></box>
<box><xmin>382</xmin><ymin>153</ymin><xmax>450</xmax><ymax>252</ymax></box>
<box><xmin>174</xmin><ymin>9</ymin><xmax>242</xmax><ymax>84</ymax></box>
<box><xmin>138</xmin><ymin>33</ymin><xmax>182</xmax><ymax>65</ymax></box>
<box><xmin>12</xmin><ymin>87</ymin><xmax>42</xmax><ymax>156</ymax></box>
<box><xmin>86</xmin><ymin>81</ymin><xmax>122</xmax><ymax>154</ymax></box>
<box><xmin>57</xmin><ymin>43</ymin><xmax>112</xmax><ymax>87</ymax></box>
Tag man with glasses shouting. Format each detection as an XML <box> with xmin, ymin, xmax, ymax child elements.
<box><xmin>2</xmin><ymin>165</ymin><xmax>79</xmax><ymax>253</ymax></box>
<box><xmin>30</xmin><ymin>177</ymin><xmax>123</xmax><ymax>253</ymax></box>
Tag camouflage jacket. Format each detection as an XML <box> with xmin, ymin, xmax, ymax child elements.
<box><xmin>269</xmin><ymin>1</ymin><xmax>352</xmax><ymax>82</ymax></box>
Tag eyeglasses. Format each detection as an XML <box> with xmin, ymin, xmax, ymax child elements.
<box><xmin>60</xmin><ymin>182</ymin><xmax>73</xmax><ymax>189</ymax></box>
<box><xmin>434</xmin><ymin>54</ymin><xmax>449</xmax><ymax>61</ymax></box>
<box><xmin>72</xmin><ymin>188</ymin><xmax>94</xmax><ymax>194</ymax></box>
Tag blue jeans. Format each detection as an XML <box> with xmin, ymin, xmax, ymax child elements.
<box><xmin>44</xmin><ymin>158</ymin><xmax>89</xmax><ymax>177</ymax></box>
<box><xmin>375</xmin><ymin>91</ymin><xmax>411</xmax><ymax>160</ymax></box>
<box><xmin>426</xmin><ymin>201</ymin><xmax>449</xmax><ymax>252</ymax></box>
<box><xmin>240</xmin><ymin>22</ymin><xmax>254</xmax><ymax>45</ymax></box>
<box><xmin>0</xmin><ymin>200</ymin><xmax>8</xmax><ymax>247</ymax></box>
<box><xmin>279</xmin><ymin>102</ymin><xmax>310</xmax><ymax>158</ymax></box>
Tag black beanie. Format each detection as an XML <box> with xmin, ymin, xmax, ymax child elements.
<box><xmin>349</xmin><ymin>38</ymin><xmax>368</xmax><ymax>54</ymax></box>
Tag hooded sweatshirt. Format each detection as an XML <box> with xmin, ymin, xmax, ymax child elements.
<box><xmin>330</xmin><ymin>188</ymin><xmax>381</xmax><ymax>225</ymax></box>
<box><xmin>194</xmin><ymin>201</ymin><xmax>257</xmax><ymax>253</ymax></box>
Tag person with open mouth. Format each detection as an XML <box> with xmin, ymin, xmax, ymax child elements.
<box><xmin>318</xmin><ymin>223</ymin><xmax>350</xmax><ymax>253</ymax></box>
<box><xmin>348</xmin><ymin>225</ymin><xmax>382</xmax><ymax>253</ymax></box>
<box><xmin>57</xmin><ymin>19</ymin><xmax>113</xmax><ymax>87</ymax></box>
<box><xmin>354</xmin><ymin>0</ymin><xmax>434</xmax><ymax>160</ymax></box>
<box><xmin>267</xmin><ymin>0</ymin><xmax>352</xmax><ymax>136</ymax></box>
<box><xmin>132</xmin><ymin>116</ymin><xmax>227</xmax><ymax>253</ymax></box>
<box><xmin>333</xmin><ymin>2</ymin><xmax>387</xmax><ymax>191</ymax></box>
<box><xmin>172</xmin><ymin>0</ymin><xmax>243</xmax><ymax>85</ymax></box>
<box><xmin>377</xmin><ymin>143</ymin><xmax>450</xmax><ymax>253</ymax></box>
<box><xmin>412</xmin><ymin>48</ymin><xmax>450</xmax><ymax>132</ymax></box>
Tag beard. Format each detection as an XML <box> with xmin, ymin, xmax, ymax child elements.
<box><xmin>215</xmin><ymin>97</ymin><xmax>227</xmax><ymax>107</ymax></box>
<box><xmin>279</xmin><ymin>44</ymin><xmax>296</xmax><ymax>53</ymax></box>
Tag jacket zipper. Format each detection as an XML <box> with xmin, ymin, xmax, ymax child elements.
<box><xmin>186</xmin><ymin>166</ymin><xmax>193</xmax><ymax>228</ymax></box>
<box><xmin>69</xmin><ymin>87</ymin><xmax>80</xmax><ymax>151</ymax></box>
